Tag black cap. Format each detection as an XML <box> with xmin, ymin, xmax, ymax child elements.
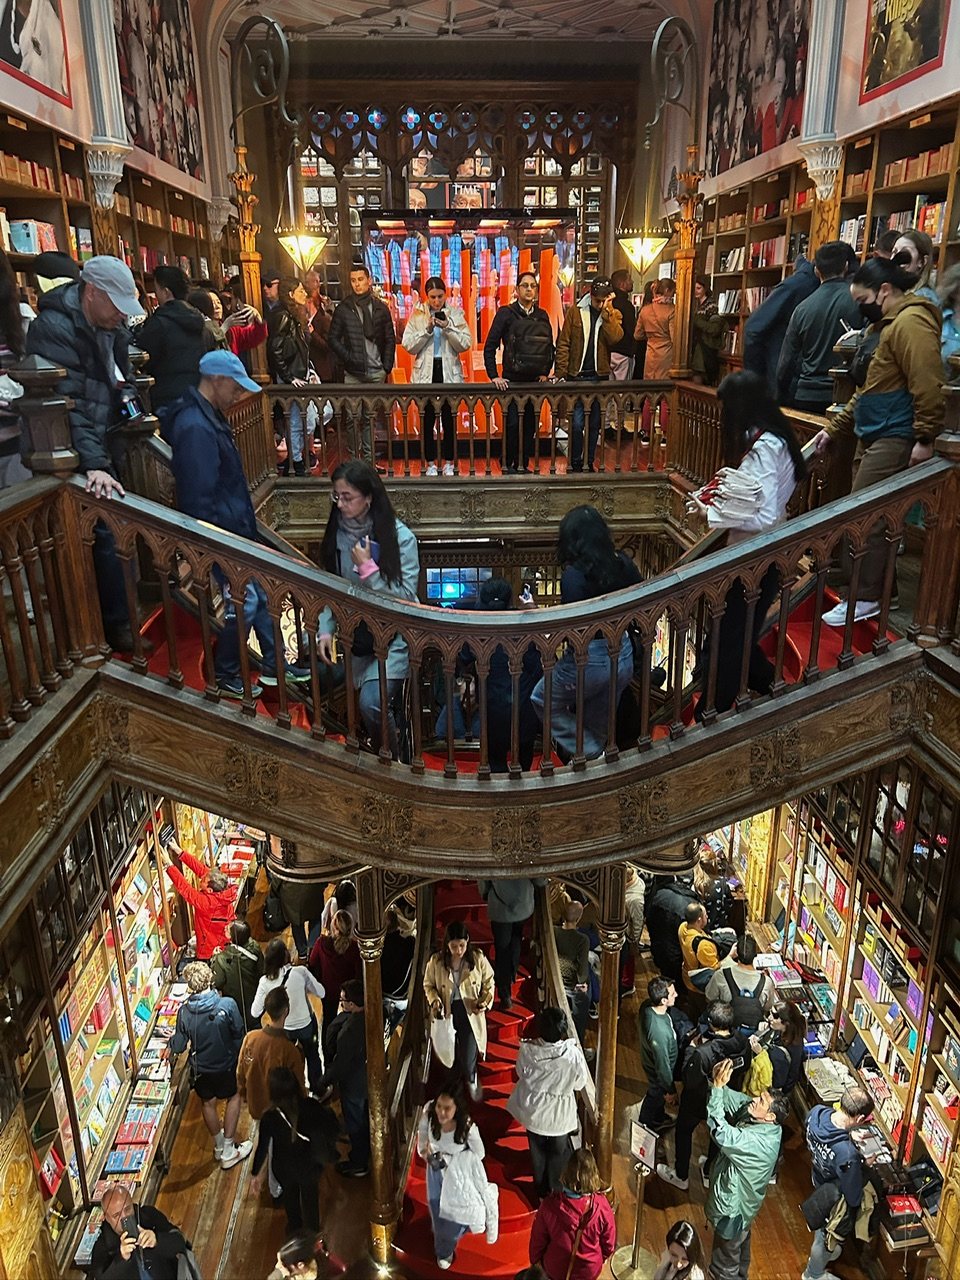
<box><xmin>32</xmin><ymin>251</ymin><xmax>81</xmax><ymax>281</ymax></box>
<box><xmin>590</xmin><ymin>275</ymin><xmax>613</xmax><ymax>295</ymax></box>
<box><xmin>261</xmin><ymin>267</ymin><xmax>281</xmax><ymax>286</ymax></box>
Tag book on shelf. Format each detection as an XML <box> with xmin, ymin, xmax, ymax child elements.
<box><xmin>932</xmin><ymin>1071</ymin><xmax>959</xmax><ymax>1114</ymax></box>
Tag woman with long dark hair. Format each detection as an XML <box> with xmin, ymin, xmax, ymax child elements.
<box><xmin>250</xmin><ymin>940</ymin><xmax>326</xmax><ymax>1093</ymax></box>
<box><xmin>753</xmin><ymin>999</ymin><xmax>806</xmax><ymax>1094</ymax></box>
<box><xmin>530</xmin><ymin>505</ymin><xmax>641</xmax><ymax>759</ymax></box>
<box><xmin>652</xmin><ymin>1220</ymin><xmax>706</xmax><ymax>1280</ymax></box>
<box><xmin>690</xmin><ymin>276</ymin><xmax>726</xmax><ymax>386</ymax></box>
<box><xmin>688</xmin><ymin>369</ymin><xmax>806</xmax><ymax>715</ymax></box>
<box><xmin>814</xmin><ymin>255</ymin><xmax>944</xmax><ymax>624</ymax></box>
<box><xmin>423</xmin><ymin>921</ymin><xmax>494</xmax><ymax>1100</ymax></box>
<box><xmin>309</xmin><ymin>910</ymin><xmax>361</xmax><ymax>1060</ymax></box>
<box><xmin>317</xmin><ymin>461</ymin><xmax>420</xmax><ymax>757</ymax></box>
<box><xmin>267</xmin><ymin>276</ymin><xmax>310</xmax><ymax>475</ymax></box>
<box><xmin>417</xmin><ymin>1087</ymin><xmax>486</xmax><ymax>1269</ymax></box>
<box><xmin>250</xmin><ymin>1067</ymin><xmax>341</xmax><ymax>1234</ymax></box>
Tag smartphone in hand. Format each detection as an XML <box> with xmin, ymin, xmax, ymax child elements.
<box><xmin>120</xmin><ymin>1209</ymin><xmax>139</xmax><ymax>1240</ymax></box>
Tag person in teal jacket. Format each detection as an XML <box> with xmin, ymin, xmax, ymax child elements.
<box><xmin>704</xmin><ymin>1058</ymin><xmax>787</xmax><ymax>1280</ymax></box>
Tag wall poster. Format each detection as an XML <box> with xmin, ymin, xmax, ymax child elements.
<box><xmin>114</xmin><ymin>0</ymin><xmax>205</xmax><ymax>179</ymax></box>
<box><xmin>704</xmin><ymin>0</ymin><xmax>809</xmax><ymax>178</ymax></box>
<box><xmin>0</xmin><ymin>0</ymin><xmax>70</xmax><ymax>104</ymax></box>
<box><xmin>860</xmin><ymin>0</ymin><xmax>950</xmax><ymax>102</ymax></box>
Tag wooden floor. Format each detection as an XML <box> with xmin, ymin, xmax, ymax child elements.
<box><xmin>149</xmin><ymin>882</ymin><xmax>882</xmax><ymax>1280</ymax></box>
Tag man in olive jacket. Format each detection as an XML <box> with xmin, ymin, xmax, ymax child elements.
<box><xmin>555</xmin><ymin>275</ymin><xmax>622</xmax><ymax>472</ymax></box>
<box><xmin>705</xmin><ymin>1057</ymin><xmax>787</xmax><ymax>1280</ymax></box>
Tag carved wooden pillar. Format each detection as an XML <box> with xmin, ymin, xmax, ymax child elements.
<box><xmin>230</xmin><ymin>145</ymin><xmax>267</xmax><ymax>379</ymax></box>
<box><xmin>15</xmin><ymin>355</ymin><xmax>77</xmax><ymax>477</ymax></box>
<box><xmin>594</xmin><ymin>863</ymin><xmax>626</xmax><ymax>1194</ymax></box>
<box><xmin>0</xmin><ymin>1107</ymin><xmax>59</xmax><ymax>1279</ymax></box>
<box><xmin>914</xmin><ymin>424</ymin><xmax>960</xmax><ymax>647</ymax></box>
<box><xmin>669</xmin><ymin>149</ymin><xmax>703</xmax><ymax>382</ymax></box>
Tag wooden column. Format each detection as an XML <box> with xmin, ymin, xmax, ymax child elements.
<box><xmin>594</xmin><ymin>863</ymin><xmax>626</xmax><ymax>1194</ymax></box>
<box><xmin>356</xmin><ymin>868</ymin><xmax>395</xmax><ymax>1264</ymax></box>
<box><xmin>0</xmin><ymin>1107</ymin><xmax>59</xmax><ymax>1279</ymax></box>
<box><xmin>913</xmin><ymin>424</ymin><xmax>960</xmax><ymax>648</ymax></box>
<box><xmin>669</xmin><ymin>148</ymin><xmax>703</xmax><ymax>382</ymax></box>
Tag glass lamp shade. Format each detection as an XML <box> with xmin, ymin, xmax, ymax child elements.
<box><xmin>277</xmin><ymin>230</ymin><xmax>328</xmax><ymax>274</ymax></box>
<box><xmin>618</xmin><ymin>232</ymin><xmax>670</xmax><ymax>276</ymax></box>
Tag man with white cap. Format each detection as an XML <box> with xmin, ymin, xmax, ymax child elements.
<box><xmin>26</xmin><ymin>255</ymin><xmax>146</xmax><ymax>652</ymax></box>
<box><xmin>162</xmin><ymin>349</ymin><xmax>312</xmax><ymax>700</ymax></box>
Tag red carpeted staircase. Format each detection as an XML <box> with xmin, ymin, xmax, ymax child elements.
<box><xmin>393</xmin><ymin>881</ymin><xmax>539</xmax><ymax>1279</ymax></box>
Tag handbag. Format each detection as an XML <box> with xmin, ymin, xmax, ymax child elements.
<box><xmin>433</xmin><ymin>1012</ymin><xmax>457</xmax><ymax>1064</ymax></box>
<box><xmin>564</xmin><ymin>1194</ymin><xmax>595</xmax><ymax>1280</ymax></box>
<box><xmin>176</xmin><ymin>1246</ymin><xmax>203</xmax><ymax>1280</ymax></box>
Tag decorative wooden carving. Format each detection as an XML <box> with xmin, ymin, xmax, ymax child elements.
<box><xmin>30</xmin><ymin>746</ymin><xmax>66</xmax><ymax>835</ymax></box>
<box><xmin>359</xmin><ymin>794</ymin><xmax>414</xmax><ymax>856</ymax></box>
<box><xmin>618</xmin><ymin>779</ymin><xmax>669</xmax><ymax>838</ymax></box>
<box><xmin>491</xmin><ymin>806</ymin><xmax>543</xmax><ymax>863</ymax></box>
<box><xmin>0</xmin><ymin>1107</ymin><xmax>56</xmax><ymax>1280</ymax></box>
<box><xmin>749</xmin><ymin>727</ymin><xmax>803</xmax><ymax>789</ymax></box>
<box><xmin>223</xmin><ymin>744</ymin><xmax>281</xmax><ymax>807</ymax></box>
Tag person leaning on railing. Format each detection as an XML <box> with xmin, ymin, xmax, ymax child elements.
<box><xmin>316</xmin><ymin>461</ymin><xmax>420</xmax><ymax>758</ymax></box>
<box><xmin>686</xmin><ymin>369</ymin><xmax>806</xmax><ymax>717</ymax></box>
<box><xmin>813</xmin><ymin>254</ymin><xmax>945</xmax><ymax>627</ymax></box>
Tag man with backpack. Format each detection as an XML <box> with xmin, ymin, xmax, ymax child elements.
<box><xmin>679</xmin><ymin>902</ymin><xmax>725</xmax><ymax>993</ymax></box>
<box><xmin>802</xmin><ymin>1086</ymin><xmax>874</xmax><ymax>1280</ymax></box>
<box><xmin>705</xmin><ymin>934</ymin><xmax>775</xmax><ymax>1031</ymax></box>
<box><xmin>483</xmin><ymin>271</ymin><xmax>555</xmax><ymax>473</ymax></box>
<box><xmin>211</xmin><ymin>919</ymin><xmax>265</xmax><ymax>1034</ymax></box>
<box><xmin>657</xmin><ymin>1000</ymin><xmax>751</xmax><ymax>1191</ymax></box>
<box><xmin>555</xmin><ymin>275</ymin><xmax>623</xmax><ymax>472</ymax></box>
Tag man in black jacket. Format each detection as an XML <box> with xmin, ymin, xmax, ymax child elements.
<box><xmin>777</xmin><ymin>241</ymin><xmax>861</xmax><ymax>413</ymax></box>
<box><xmin>25</xmin><ymin>256</ymin><xmax>145</xmax><ymax>651</ymax></box>
<box><xmin>90</xmin><ymin>1184</ymin><xmax>187</xmax><ymax>1280</ymax></box>
<box><xmin>138</xmin><ymin>264</ymin><xmax>215</xmax><ymax>409</ymax></box>
<box><xmin>266</xmin><ymin>276</ymin><xmax>311</xmax><ymax>475</ymax></box>
<box><xmin>327</xmin><ymin>264</ymin><xmax>395</xmax><ymax>464</ymax></box>
<box><xmin>483</xmin><ymin>271</ymin><xmax>554</xmax><ymax>473</ymax></box>
<box><xmin>318</xmin><ymin>978</ymin><xmax>370</xmax><ymax>1177</ymax></box>
<box><xmin>645</xmin><ymin>875</ymin><xmax>701</xmax><ymax>983</ymax></box>
<box><xmin>609</xmin><ymin>268</ymin><xmax>638</xmax><ymax>381</ymax></box>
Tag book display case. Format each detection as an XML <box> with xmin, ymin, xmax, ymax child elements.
<box><xmin>115</xmin><ymin>170</ymin><xmax>211</xmax><ymax>287</ymax></box>
<box><xmin>1</xmin><ymin>784</ymin><xmax>262</xmax><ymax>1268</ymax></box>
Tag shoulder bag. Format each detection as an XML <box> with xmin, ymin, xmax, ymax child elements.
<box><xmin>564</xmin><ymin>1194</ymin><xmax>595</xmax><ymax>1280</ymax></box>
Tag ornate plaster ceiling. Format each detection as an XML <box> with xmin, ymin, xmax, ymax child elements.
<box><xmin>227</xmin><ymin>0</ymin><xmax>670</xmax><ymax>42</ymax></box>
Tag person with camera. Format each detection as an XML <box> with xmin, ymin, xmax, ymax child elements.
<box><xmin>483</xmin><ymin>271</ymin><xmax>555</xmax><ymax>473</ymax></box>
<box><xmin>402</xmin><ymin>276</ymin><xmax>471</xmax><ymax>476</ymax></box>
<box><xmin>90</xmin><ymin>1184</ymin><xmax>188</xmax><ymax>1280</ymax></box>
<box><xmin>555</xmin><ymin>275</ymin><xmax>623</xmax><ymax>473</ymax></box>
<box><xmin>417</xmin><ymin>1086</ymin><xmax>487</xmax><ymax>1270</ymax></box>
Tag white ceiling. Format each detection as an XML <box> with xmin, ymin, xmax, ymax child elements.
<box><xmin>225</xmin><ymin>0</ymin><xmax>672</xmax><ymax>42</ymax></box>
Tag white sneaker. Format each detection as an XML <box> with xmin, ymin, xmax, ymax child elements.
<box><xmin>442</xmin><ymin>462</ymin><xmax>455</xmax><ymax>476</ymax></box>
<box><xmin>823</xmin><ymin>599</ymin><xmax>881</xmax><ymax>626</ymax></box>
<box><xmin>467</xmin><ymin>1077</ymin><xmax>483</xmax><ymax>1102</ymax></box>
<box><xmin>656</xmin><ymin>1161</ymin><xmax>689</xmax><ymax>1190</ymax></box>
<box><xmin>426</xmin><ymin>463</ymin><xmax>438</xmax><ymax>476</ymax></box>
<box><xmin>437</xmin><ymin>1259</ymin><xmax>453</xmax><ymax>1270</ymax></box>
<box><xmin>698</xmin><ymin>1154</ymin><xmax>710</xmax><ymax>1187</ymax></box>
<box><xmin>221</xmin><ymin>1138</ymin><xmax>252</xmax><ymax>1170</ymax></box>
<box><xmin>801</xmin><ymin>1272</ymin><xmax>841</xmax><ymax>1280</ymax></box>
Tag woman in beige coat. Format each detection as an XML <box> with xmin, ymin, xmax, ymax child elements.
<box><xmin>424</xmin><ymin>920</ymin><xmax>495</xmax><ymax>1100</ymax></box>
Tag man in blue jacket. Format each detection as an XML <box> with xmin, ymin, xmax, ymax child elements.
<box><xmin>162</xmin><ymin>349</ymin><xmax>310</xmax><ymax>699</ymax></box>
<box><xmin>742</xmin><ymin>254</ymin><xmax>817</xmax><ymax>397</ymax></box>
<box><xmin>802</xmin><ymin>1085</ymin><xmax>873</xmax><ymax>1280</ymax></box>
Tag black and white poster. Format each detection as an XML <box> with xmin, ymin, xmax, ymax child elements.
<box><xmin>705</xmin><ymin>0</ymin><xmax>809</xmax><ymax>177</ymax></box>
<box><xmin>0</xmin><ymin>0</ymin><xmax>70</xmax><ymax>104</ymax></box>
<box><xmin>115</xmin><ymin>0</ymin><xmax>204</xmax><ymax>179</ymax></box>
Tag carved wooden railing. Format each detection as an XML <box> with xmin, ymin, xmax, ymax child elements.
<box><xmin>19</xmin><ymin>439</ymin><xmax>947</xmax><ymax>768</ymax></box>
<box><xmin>258</xmin><ymin>379</ymin><xmax>675</xmax><ymax>478</ymax></box>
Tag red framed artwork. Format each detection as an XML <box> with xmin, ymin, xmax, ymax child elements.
<box><xmin>860</xmin><ymin>0</ymin><xmax>952</xmax><ymax>104</ymax></box>
<box><xmin>0</xmin><ymin>0</ymin><xmax>71</xmax><ymax>106</ymax></box>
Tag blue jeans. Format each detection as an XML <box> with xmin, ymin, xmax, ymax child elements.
<box><xmin>565</xmin><ymin>986</ymin><xmax>589</xmax><ymax>1044</ymax></box>
<box><xmin>426</xmin><ymin>1160</ymin><xmax>470</xmax><ymax>1262</ymax></box>
<box><xmin>805</xmin><ymin>1228</ymin><xmax>842</xmax><ymax>1279</ymax></box>
<box><xmin>288</xmin><ymin>399</ymin><xmax>304</xmax><ymax>464</ymax></box>
<box><xmin>214</xmin><ymin>573</ymin><xmax>277</xmax><ymax>685</ymax></box>
<box><xmin>531</xmin><ymin>632</ymin><xmax>633</xmax><ymax>760</ymax></box>
<box><xmin>93</xmin><ymin>519</ymin><xmax>131</xmax><ymax>629</ymax></box>
<box><xmin>571</xmin><ymin>378</ymin><xmax>602</xmax><ymax>469</ymax></box>
<box><xmin>340</xmin><ymin>1091</ymin><xmax>370</xmax><ymax>1170</ymax></box>
<box><xmin>359</xmin><ymin>676</ymin><xmax>404</xmax><ymax>757</ymax></box>
<box><xmin>639</xmin><ymin>1080</ymin><xmax>668</xmax><ymax>1129</ymax></box>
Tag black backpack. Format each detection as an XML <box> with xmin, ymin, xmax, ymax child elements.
<box><xmin>505</xmin><ymin>311</ymin><xmax>555</xmax><ymax>379</ymax></box>
<box><xmin>723</xmin><ymin>967</ymin><xmax>767</xmax><ymax>1030</ymax></box>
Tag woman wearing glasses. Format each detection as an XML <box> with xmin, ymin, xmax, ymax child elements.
<box><xmin>317</xmin><ymin>461</ymin><xmax>420</xmax><ymax>756</ymax></box>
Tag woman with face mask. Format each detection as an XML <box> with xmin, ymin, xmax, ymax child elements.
<box><xmin>814</xmin><ymin>256</ymin><xmax>944</xmax><ymax>625</ymax></box>
<box><xmin>892</xmin><ymin>230</ymin><xmax>940</xmax><ymax>305</ymax></box>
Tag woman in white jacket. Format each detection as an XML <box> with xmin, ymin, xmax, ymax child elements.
<box><xmin>417</xmin><ymin>1090</ymin><xmax>486</xmax><ymax>1269</ymax></box>
<box><xmin>401</xmin><ymin>277</ymin><xmax>471</xmax><ymax>476</ymax></box>
<box><xmin>423</xmin><ymin>921</ymin><xmax>494</xmax><ymax>1101</ymax></box>
<box><xmin>507</xmin><ymin>1005</ymin><xmax>591</xmax><ymax>1198</ymax></box>
<box><xmin>686</xmin><ymin>369</ymin><xmax>806</xmax><ymax>717</ymax></box>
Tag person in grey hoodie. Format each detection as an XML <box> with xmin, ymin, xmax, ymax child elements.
<box><xmin>478</xmin><ymin>877</ymin><xmax>546</xmax><ymax>1010</ymax></box>
<box><xmin>507</xmin><ymin>1006</ymin><xmax>591</xmax><ymax>1198</ymax></box>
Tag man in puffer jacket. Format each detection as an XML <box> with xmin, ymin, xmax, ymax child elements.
<box><xmin>25</xmin><ymin>256</ymin><xmax>145</xmax><ymax>651</ymax></box>
<box><xmin>137</xmin><ymin>264</ymin><xmax>216</xmax><ymax>408</ymax></box>
<box><xmin>168</xmin><ymin>961</ymin><xmax>252</xmax><ymax>1170</ymax></box>
<box><xmin>328</xmin><ymin>264</ymin><xmax>395</xmax><ymax>463</ymax></box>
<box><xmin>507</xmin><ymin>1006</ymin><xmax>591</xmax><ymax>1197</ymax></box>
<box><xmin>705</xmin><ymin>1058</ymin><xmax>787</xmax><ymax>1280</ymax></box>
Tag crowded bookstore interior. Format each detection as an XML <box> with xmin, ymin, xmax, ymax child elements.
<box><xmin>10</xmin><ymin>3</ymin><xmax>960</xmax><ymax>1280</ymax></box>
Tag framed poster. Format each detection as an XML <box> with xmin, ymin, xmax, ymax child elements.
<box><xmin>860</xmin><ymin>0</ymin><xmax>951</xmax><ymax>102</ymax></box>
<box><xmin>0</xmin><ymin>0</ymin><xmax>70</xmax><ymax>105</ymax></box>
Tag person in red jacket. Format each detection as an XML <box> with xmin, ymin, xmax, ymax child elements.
<box><xmin>159</xmin><ymin>836</ymin><xmax>235</xmax><ymax>960</ymax></box>
<box><xmin>308</xmin><ymin>910</ymin><xmax>362</xmax><ymax>1058</ymax></box>
<box><xmin>528</xmin><ymin>1149</ymin><xmax>616</xmax><ymax>1280</ymax></box>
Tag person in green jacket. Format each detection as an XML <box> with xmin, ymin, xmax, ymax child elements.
<box><xmin>705</xmin><ymin>1057</ymin><xmax>787</xmax><ymax>1280</ymax></box>
<box><xmin>638</xmin><ymin>976</ymin><xmax>679</xmax><ymax>1131</ymax></box>
<box><xmin>210</xmin><ymin>920</ymin><xmax>264</xmax><ymax>1034</ymax></box>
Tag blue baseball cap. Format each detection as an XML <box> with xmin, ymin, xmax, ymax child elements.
<box><xmin>198</xmin><ymin>350</ymin><xmax>260</xmax><ymax>394</ymax></box>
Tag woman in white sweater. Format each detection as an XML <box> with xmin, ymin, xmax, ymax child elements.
<box><xmin>250</xmin><ymin>939</ymin><xmax>325</xmax><ymax>1093</ymax></box>
<box><xmin>417</xmin><ymin>1089</ymin><xmax>486</xmax><ymax>1269</ymax></box>
<box><xmin>687</xmin><ymin>369</ymin><xmax>806</xmax><ymax>717</ymax></box>
<box><xmin>507</xmin><ymin>1005</ymin><xmax>591</xmax><ymax>1198</ymax></box>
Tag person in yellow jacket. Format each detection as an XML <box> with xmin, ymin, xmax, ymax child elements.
<box><xmin>814</xmin><ymin>255</ymin><xmax>944</xmax><ymax>626</ymax></box>
<box><xmin>555</xmin><ymin>275</ymin><xmax>623</xmax><ymax>472</ymax></box>
<box><xmin>424</xmin><ymin>920</ymin><xmax>494</xmax><ymax>1100</ymax></box>
<box><xmin>678</xmin><ymin>902</ymin><xmax>722</xmax><ymax>993</ymax></box>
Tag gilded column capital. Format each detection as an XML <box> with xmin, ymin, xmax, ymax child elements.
<box><xmin>356</xmin><ymin>932</ymin><xmax>386</xmax><ymax>963</ymax></box>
